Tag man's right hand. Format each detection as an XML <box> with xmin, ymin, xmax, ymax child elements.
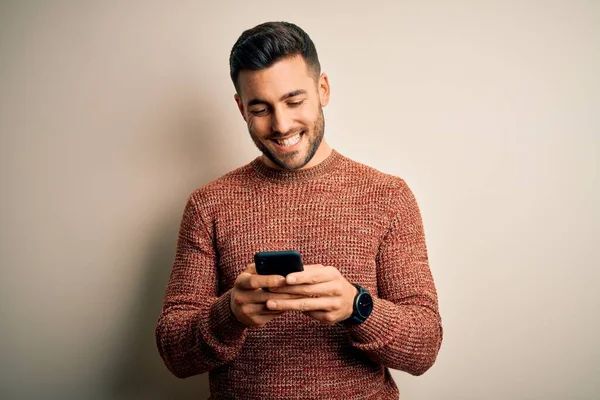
<box><xmin>230</xmin><ymin>264</ymin><xmax>299</xmax><ymax>328</ymax></box>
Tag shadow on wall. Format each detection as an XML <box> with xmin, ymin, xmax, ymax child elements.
<box><xmin>110</xmin><ymin>215</ymin><xmax>210</xmax><ymax>400</ymax></box>
<box><xmin>107</xmin><ymin>93</ymin><xmax>234</xmax><ymax>400</ymax></box>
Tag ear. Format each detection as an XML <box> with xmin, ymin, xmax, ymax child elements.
<box><xmin>318</xmin><ymin>73</ymin><xmax>331</xmax><ymax>107</ymax></box>
<box><xmin>234</xmin><ymin>93</ymin><xmax>247</xmax><ymax>122</ymax></box>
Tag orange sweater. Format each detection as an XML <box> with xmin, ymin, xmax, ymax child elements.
<box><xmin>156</xmin><ymin>150</ymin><xmax>442</xmax><ymax>399</ymax></box>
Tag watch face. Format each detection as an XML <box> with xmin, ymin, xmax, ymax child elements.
<box><xmin>357</xmin><ymin>292</ymin><xmax>373</xmax><ymax>318</ymax></box>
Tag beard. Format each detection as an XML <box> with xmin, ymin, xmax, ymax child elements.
<box><xmin>249</xmin><ymin>107</ymin><xmax>325</xmax><ymax>171</ymax></box>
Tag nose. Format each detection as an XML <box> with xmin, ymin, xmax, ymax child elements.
<box><xmin>270</xmin><ymin>106</ymin><xmax>294</xmax><ymax>135</ymax></box>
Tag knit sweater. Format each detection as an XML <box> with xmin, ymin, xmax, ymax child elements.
<box><xmin>155</xmin><ymin>150</ymin><xmax>442</xmax><ymax>399</ymax></box>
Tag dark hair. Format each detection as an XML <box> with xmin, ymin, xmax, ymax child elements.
<box><xmin>229</xmin><ymin>21</ymin><xmax>321</xmax><ymax>92</ymax></box>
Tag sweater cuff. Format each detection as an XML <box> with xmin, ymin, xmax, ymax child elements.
<box><xmin>345</xmin><ymin>296</ymin><xmax>401</xmax><ymax>346</ymax></box>
<box><xmin>208</xmin><ymin>290</ymin><xmax>248</xmax><ymax>344</ymax></box>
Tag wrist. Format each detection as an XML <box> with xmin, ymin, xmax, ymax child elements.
<box><xmin>210</xmin><ymin>291</ymin><xmax>248</xmax><ymax>340</ymax></box>
<box><xmin>341</xmin><ymin>283</ymin><xmax>373</xmax><ymax>325</ymax></box>
<box><xmin>343</xmin><ymin>283</ymin><xmax>359</xmax><ymax>320</ymax></box>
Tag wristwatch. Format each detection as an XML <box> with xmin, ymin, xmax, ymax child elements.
<box><xmin>343</xmin><ymin>283</ymin><xmax>373</xmax><ymax>324</ymax></box>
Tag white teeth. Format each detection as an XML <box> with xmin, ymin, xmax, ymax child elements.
<box><xmin>276</xmin><ymin>133</ymin><xmax>301</xmax><ymax>147</ymax></box>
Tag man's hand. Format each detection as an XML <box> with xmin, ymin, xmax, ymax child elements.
<box><xmin>230</xmin><ymin>264</ymin><xmax>301</xmax><ymax>328</ymax></box>
<box><xmin>266</xmin><ymin>264</ymin><xmax>358</xmax><ymax>324</ymax></box>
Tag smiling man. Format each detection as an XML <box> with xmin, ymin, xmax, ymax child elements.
<box><xmin>234</xmin><ymin>52</ymin><xmax>330</xmax><ymax>171</ymax></box>
<box><xmin>156</xmin><ymin>21</ymin><xmax>443</xmax><ymax>399</ymax></box>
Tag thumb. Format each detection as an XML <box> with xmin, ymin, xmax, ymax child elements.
<box><xmin>245</xmin><ymin>263</ymin><xmax>257</xmax><ymax>274</ymax></box>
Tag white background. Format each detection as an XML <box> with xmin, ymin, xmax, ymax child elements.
<box><xmin>1</xmin><ymin>1</ymin><xmax>598</xmax><ymax>399</ymax></box>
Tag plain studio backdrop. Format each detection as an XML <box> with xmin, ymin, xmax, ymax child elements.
<box><xmin>1</xmin><ymin>1</ymin><xmax>598</xmax><ymax>399</ymax></box>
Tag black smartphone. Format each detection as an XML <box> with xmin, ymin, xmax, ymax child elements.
<box><xmin>254</xmin><ymin>250</ymin><xmax>304</xmax><ymax>277</ymax></box>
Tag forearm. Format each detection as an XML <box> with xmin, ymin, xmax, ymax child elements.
<box><xmin>155</xmin><ymin>290</ymin><xmax>248</xmax><ymax>378</ymax></box>
<box><xmin>350</xmin><ymin>180</ymin><xmax>442</xmax><ymax>374</ymax></box>
<box><xmin>346</xmin><ymin>295</ymin><xmax>442</xmax><ymax>375</ymax></box>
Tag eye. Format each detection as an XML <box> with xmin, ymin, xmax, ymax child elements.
<box><xmin>250</xmin><ymin>108</ymin><xmax>268</xmax><ymax>116</ymax></box>
<box><xmin>288</xmin><ymin>100</ymin><xmax>305</xmax><ymax>107</ymax></box>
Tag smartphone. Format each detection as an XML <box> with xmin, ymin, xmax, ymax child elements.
<box><xmin>254</xmin><ymin>250</ymin><xmax>304</xmax><ymax>277</ymax></box>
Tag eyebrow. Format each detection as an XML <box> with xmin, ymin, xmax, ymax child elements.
<box><xmin>247</xmin><ymin>90</ymin><xmax>307</xmax><ymax>107</ymax></box>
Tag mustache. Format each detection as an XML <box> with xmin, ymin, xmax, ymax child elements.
<box><xmin>268</xmin><ymin>127</ymin><xmax>305</xmax><ymax>140</ymax></box>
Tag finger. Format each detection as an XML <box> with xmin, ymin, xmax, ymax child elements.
<box><xmin>252</xmin><ymin>313</ymin><xmax>284</xmax><ymax>327</ymax></box>
<box><xmin>303</xmin><ymin>311</ymin><xmax>340</xmax><ymax>325</ymax></box>
<box><xmin>237</xmin><ymin>273</ymin><xmax>286</xmax><ymax>290</ymax></box>
<box><xmin>241</xmin><ymin>310</ymin><xmax>286</xmax><ymax>328</ymax></box>
<box><xmin>301</xmin><ymin>264</ymin><xmax>326</xmax><ymax>271</ymax></box>
<box><xmin>245</xmin><ymin>263</ymin><xmax>257</xmax><ymax>274</ymax></box>
<box><xmin>266</xmin><ymin>297</ymin><xmax>342</xmax><ymax>312</ymax></box>
<box><xmin>286</xmin><ymin>265</ymin><xmax>338</xmax><ymax>285</ymax></box>
<box><xmin>241</xmin><ymin>302</ymin><xmax>285</xmax><ymax>316</ymax></box>
<box><xmin>247</xmin><ymin>290</ymin><xmax>305</xmax><ymax>303</ymax></box>
<box><xmin>270</xmin><ymin>282</ymin><xmax>342</xmax><ymax>297</ymax></box>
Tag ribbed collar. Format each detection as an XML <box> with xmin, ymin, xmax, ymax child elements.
<box><xmin>250</xmin><ymin>149</ymin><xmax>343</xmax><ymax>183</ymax></box>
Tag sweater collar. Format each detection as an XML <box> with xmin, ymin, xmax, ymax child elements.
<box><xmin>250</xmin><ymin>149</ymin><xmax>342</xmax><ymax>183</ymax></box>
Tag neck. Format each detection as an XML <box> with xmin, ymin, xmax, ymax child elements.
<box><xmin>260</xmin><ymin>140</ymin><xmax>332</xmax><ymax>171</ymax></box>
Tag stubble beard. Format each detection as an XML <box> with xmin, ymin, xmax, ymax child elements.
<box><xmin>250</xmin><ymin>108</ymin><xmax>325</xmax><ymax>171</ymax></box>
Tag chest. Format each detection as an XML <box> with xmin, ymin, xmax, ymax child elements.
<box><xmin>212</xmin><ymin>186</ymin><xmax>390</xmax><ymax>291</ymax></box>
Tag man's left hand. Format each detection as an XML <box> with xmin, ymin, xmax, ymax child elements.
<box><xmin>266</xmin><ymin>264</ymin><xmax>358</xmax><ymax>324</ymax></box>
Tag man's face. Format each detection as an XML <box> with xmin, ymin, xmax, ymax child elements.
<box><xmin>235</xmin><ymin>56</ymin><xmax>330</xmax><ymax>170</ymax></box>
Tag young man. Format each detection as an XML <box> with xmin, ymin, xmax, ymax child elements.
<box><xmin>156</xmin><ymin>21</ymin><xmax>442</xmax><ymax>399</ymax></box>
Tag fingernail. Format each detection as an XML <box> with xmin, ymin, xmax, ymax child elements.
<box><xmin>287</xmin><ymin>275</ymin><xmax>296</xmax><ymax>284</ymax></box>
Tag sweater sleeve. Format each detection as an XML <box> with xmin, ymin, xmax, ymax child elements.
<box><xmin>346</xmin><ymin>182</ymin><xmax>443</xmax><ymax>376</ymax></box>
<box><xmin>155</xmin><ymin>193</ymin><xmax>248</xmax><ymax>378</ymax></box>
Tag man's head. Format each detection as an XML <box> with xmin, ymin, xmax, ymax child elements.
<box><xmin>230</xmin><ymin>22</ymin><xmax>331</xmax><ymax>170</ymax></box>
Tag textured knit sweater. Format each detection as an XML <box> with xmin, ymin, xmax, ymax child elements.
<box><xmin>155</xmin><ymin>150</ymin><xmax>443</xmax><ymax>399</ymax></box>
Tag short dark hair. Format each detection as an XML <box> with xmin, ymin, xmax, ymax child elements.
<box><xmin>229</xmin><ymin>21</ymin><xmax>321</xmax><ymax>92</ymax></box>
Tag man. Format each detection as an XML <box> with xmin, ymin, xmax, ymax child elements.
<box><xmin>156</xmin><ymin>21</ymin><xmax>442</xmax><ymax>399</ymax></box>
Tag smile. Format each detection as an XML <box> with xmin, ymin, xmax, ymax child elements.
<box><xmin>273</xmin><ymin>133</ymin><xmax>302</xmax><ymax>148</ymax></box>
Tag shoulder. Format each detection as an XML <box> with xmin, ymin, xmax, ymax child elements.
<box><xmin>187</xmin><ymin>162</ymin><xmax>256</xmax><ymax>209</ymax></box>
<box><xmin>334</xmin><ymin>153</ymin><xmax>422</xmax><ymax>222</ymax></box>
<box><xmin>336</xmin><ymin>153</ymin><xmax>411</xmax><ymax>196</ymax></box>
